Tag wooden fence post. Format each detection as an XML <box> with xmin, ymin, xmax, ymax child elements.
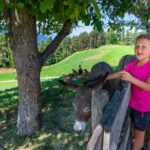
<box><xmin>87</xmin><ymin>89</ymin><xmax>109</xmax><ymax>150</ymax></box>
<box><xmin>109</xmin><ymin>84</ymin><xmax>131</xmax><ymax>150</ymax></box>
<box><xmin>87</xmin><ymin>84</ymin><xmax>131</xmax><ymax>150</ymax></box>
<box><xmin>117</xmin><ymin>111</ymin><xmax>132</xmax><ymax>150</ymax></box>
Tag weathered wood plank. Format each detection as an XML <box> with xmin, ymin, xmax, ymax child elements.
<box><xmin>117</xmin><ymin>111</ymin><xmax>132</xmax><ymax>150</ymax></box>
<box><xmin>87</xmin><ymin>84</ymin><xmax>131</xmax><ymax>150</ymax></box>
<box><xmin>109</xmin><ymin>84</ymin><xmax>131</xmax><ymax>150</ymax></box>
<box><xmin>87</xmin><ymin>125</ymin><xmax>103</xmax><ymax>150</ymax></box>
<box><xmin>101</xmin><ymin>89</ymin><xmax>125</xmax><ymax>130</ymax></box>
<box><xmin>87</xmin><ymin>89</ymin><xmax>109</xmax><ymax>150</ymax></box>
<box><xmin>103</xmin><ymin>129</ymin><xmax>110</xmax><ymax>150</ymax></box>
<box><xmin>92</xmin><ymin>90</ymin><xmax>109</xmax><ymax>131</ymax></box>
<box><xmin>126</xmin><ymin>131</ymin><xmax>132</xmax><ymax>150</ymax></box>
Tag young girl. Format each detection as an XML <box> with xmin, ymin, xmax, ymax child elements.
<box><xmin>106</xmin><ymin>34</ymin><xmax>150</xmax><ymax>150</ymax></box>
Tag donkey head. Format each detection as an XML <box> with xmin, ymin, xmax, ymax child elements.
<box><xmin>59</xmin><ymin>62</ymin><xmax>117</xmax><ymax>131</ymax></box>
<box><xmin>73</xmin><ymin>87</ymin><xmax>92</xmax><ymax>131</ymax></box>
<box><xmin>58</xmin><ymin>72</ymin><xmax>109</xmax><ymax>132</ymax></box>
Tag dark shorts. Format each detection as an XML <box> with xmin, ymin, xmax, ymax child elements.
<box><xmin>130</xmin><ymin>108</ymin><xmax>150</xmax><ymax>131</ymax></box>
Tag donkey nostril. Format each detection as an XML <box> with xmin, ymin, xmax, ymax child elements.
<box><xmin>74</xmin><ymin>120</ymin><xmax>86</xmax><ymax>132</ymax></box>
<box><xmin>74</xmin><ymin>124</ymin><xmax>82</xmax><ymax>131</ymax></box>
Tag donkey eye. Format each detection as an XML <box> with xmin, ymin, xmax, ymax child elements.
<box><xmin>83</xmin><ymin>107</ymin><xmax>90</xmax><ymax>113</ymax></box>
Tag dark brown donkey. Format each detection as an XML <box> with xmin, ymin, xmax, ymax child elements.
<box><xmin>59</xmin><ymin>62</ymin><xmax>118</xmax><ymax>132</ymax></box>
<box><xmin>118</xmin><ymin>54</ymin><xmax>136</xmax><ymax>89</ymax></box>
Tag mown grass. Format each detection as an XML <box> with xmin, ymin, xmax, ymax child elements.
<box><xmin>0</xmin><ymin>71</ymin><xmax>16</xmax><ymax>81</ymax></box>
<box><xmin>0</xmin><ymin>45</ymin><xmax>134</xmax><ymax>90</ymax></box>
<box><xmin>0</xmin><ymin>45</ymin><xmax>134</xmax><ymax>150</ymax></box>
<box><xmin>0</xmin><ymin>81</ymin><xmax>18</xmax><ymax>90</ymax></box>
<box><xmin>0</xmin><ymin>78</ymin><xmax>91</xmax><ymax>150</ymax></box>
<box><xmin>0</xmin><ymin>45</ymin><xmax>134</xmax><ymax>82</ymax></box>
<box><xmin>41</xmin><ymin>45</ymin><xmax>134</xmax><ymax>77</ymax></box>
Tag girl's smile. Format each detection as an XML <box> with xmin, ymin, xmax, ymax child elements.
<box><xmin>134</xmin><ymin>38</ymin><xmax>150</xmax><ymax>65</ymax></box>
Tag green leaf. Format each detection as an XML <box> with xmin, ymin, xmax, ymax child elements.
<box><xmin>0</xmin><ymin>0</ymin><xmax>4</xmax><ymax>11</ymax></box>
<box><xmin>95</xmin><ymin>21</ymin><xmax>102</xmax><ymax>31</ymax></box>
<box><xmin>30</xmin><ymin>6</ymin><xmax>37</xmax><ymax>15</ymax></box>
<box><xmin>74</xmin><ymin>5</ymin><xmax>80</xmax><ymax>20</ymax></box>
<box><xmin>91</xmin><ymin>0</ymin><xmax>101</xmax><ymax>19</ymax></box>
<box><xmin>16</xmin><ymin>2</ymin><xmax>24</xmax><ymax>9</ymax></box>
<box><xmin>40</xmin><ymin>1</ymin><xmax>47</xmax><ymax>13</ymax></box>
<box><xmin>6</xmin><ymin>2</ymin><xmax>15</xmax><ymax>9</ymax></box>
<box><xmin>40</xmin><ymin>0</ymin><xmax>54</xmax><ymax>13</ymax></box>
<box><xmin>63</xmin><ymin>1</ymin><xmax>69</xmax><ymax>6</ymax></box>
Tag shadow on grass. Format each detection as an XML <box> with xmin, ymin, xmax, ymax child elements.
<box><xmin>0</xmin><ymin>78</ymin><xmax>91</xmax><ymax>150</ymax></box>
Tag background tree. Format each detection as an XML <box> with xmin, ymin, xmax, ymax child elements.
<box><xmin>89</xmin><ymin>30</ymin><xmax>105</xmax><ymax>48</ymax></box>
<box><xmin>105</xmin><ymin>30</ymin><xmax>120</xmax><ymax>44</ymax></box>
<box><xmin>0</xmin><ymin>0</ymin><xmax>138</xmax><ymax>135</ymax></box>
<box><xmin>78</xmin><ymin>32</ymin><xmax>90</xmax><ymax>50</ymax></box>
<box><xmin>123</xmin><ymin>29</ymin><xmax>138</xmax><ymax>45</ymax></box>
<box><xmin>129</xmin><ymin>0</ymin><xmax>150</xmax><ymax>29</ymax></box>
<box><xmin>0</xmin><ymin>33</ymin><xmax>14</xmax><ymax>67</ymax></box>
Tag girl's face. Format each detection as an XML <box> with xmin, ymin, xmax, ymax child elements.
<box><xmin>134</xmin><ymin>38</ymin><xmax>150</xmax><ymax>63</ymax></box>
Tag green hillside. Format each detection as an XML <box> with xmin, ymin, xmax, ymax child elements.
<box><xmin>41</xmin><ymin>45</ymin><xmax>134</xmax><ymax>76</ymax></box>
<box><xmin>0</xmin><ymin>45</ymin><xmax>134</xmax><ymax>82</ymax></box>
<box><xmin>0</xmin><ymin>45</ymin><xmax>135</xmax><ymax>149</ymax></box>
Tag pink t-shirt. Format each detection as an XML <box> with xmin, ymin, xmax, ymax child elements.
<box><xmin>124</xmin><ymin>60</ymin><xmax>150</xmax><ymax>112</ymax></box>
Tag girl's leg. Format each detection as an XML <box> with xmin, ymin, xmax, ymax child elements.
<box><xmin>132</xmin><ymin>129</ymin><xmax>145</xmax><ymax>150</ymax></box>
<box><xmin>147</xmin><ymin>124</ymin><xmax>150</xmax><ymax>150</ymax></box>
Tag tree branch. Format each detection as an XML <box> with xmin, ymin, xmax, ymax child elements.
<box><xmin>40</xmin><ymin>19</ymin><xmax>72</xmax><ymax>66</ymax></box>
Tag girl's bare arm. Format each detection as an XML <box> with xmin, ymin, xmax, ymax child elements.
<box><xmin>120</xmin><ymin>71</ymin><xmax>150</xmax><ymax>91</ymax></box>
<box><xmin>131</xmin><ymin>77</ymin><xmax>150</xmax><ymax>91</ymax></box>
<box><xmin>106</xmin><ymin>72</ymin><xmax>122</xmax><ymax>81</ymax></box>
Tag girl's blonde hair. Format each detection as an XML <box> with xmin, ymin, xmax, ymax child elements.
<box><xmin>136</xmin><ymin>34</ymin><xmax>150</xmax><ymax>42</ymax></box>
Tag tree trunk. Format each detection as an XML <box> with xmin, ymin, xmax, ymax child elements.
<box><xmin>9</xmin><ymin>13</ymin><xmax>41</xmax><ymax>135</ymax></box>
<box><xmin>5</xmin><ymin>7</ymin><xmax>71</xmax><ymax>135</ymax></box>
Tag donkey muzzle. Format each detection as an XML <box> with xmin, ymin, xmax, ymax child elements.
<box><xmin>74</xmin><ymin>120</ymin><xmax>86</xmax><ymax>132</ymax></box>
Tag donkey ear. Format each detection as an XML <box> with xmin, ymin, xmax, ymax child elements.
<box><xmin>58</xmin><ymin>80</ymin><xmax>80</xmax><ymax>92</ymax></box>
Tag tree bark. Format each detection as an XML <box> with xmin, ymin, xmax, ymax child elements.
<box><xmin>40</xmin><ymin>19</ymin><xmax>72</xmax><ymax>65</ymax></box>
<box><xmin>7</xmin><ymin>11</ymin><xmax>41</xmax><ymax>134</ymax></box>
<box><xmin>5</xmin><ymin>7</ymin><xmax>72</xmax><ymax>134</ymax></box>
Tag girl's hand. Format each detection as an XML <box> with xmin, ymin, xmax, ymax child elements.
<box><xmin>120</xmin><ymin>71</ymin><xmax>134</xmax><ymax>82</ymax></box>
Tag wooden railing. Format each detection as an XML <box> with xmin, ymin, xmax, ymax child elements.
<box><xmin>87</xmin><ymin>84</ymin><xmax>132</xmax><ymax>150</ymax></box>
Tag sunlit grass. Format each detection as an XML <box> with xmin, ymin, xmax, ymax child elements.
<box><xmin>0</xmin><ymin>44</ymin><xmax>135</xmax><ymax>149</ymax></box>
<box><xmin>0</xmin><ymin>81</ymin><xmax>18</xmax><ymax>90</ymax></box>
<box><xmin>0</xmin><ymin>79</ymin><xmax>91</xmax><ymax>150</ymax></box>
<box><xmin>41</xmin><ymin>45</ymin><xmax>134</xmax><ymax>76</ymax></box>
<box><xmin>0</xmin><ymin>45</ymin><xmax>134</xmax><ymax>82</ymax></box>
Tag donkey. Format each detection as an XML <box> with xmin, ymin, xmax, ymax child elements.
<box><xmin>59</xmin><ymin>61</ymin><xmax>118</xmax><ymax>132</ymax></box>
<box><xmin>118</xmin><ymin>54</ymin><xmax>136</xmax><ymax>71</ymax></box>
<box><xmin>118</xmin><ymin>54</ymin><xmax>136</xmax><ymax>89</ymax></box>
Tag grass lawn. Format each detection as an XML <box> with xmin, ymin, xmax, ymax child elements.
<box><xmin>0</xmin><ymin>79</ymin><xmax>91</xmax><ymax>150</ymax></box>
<box><xmin>41</xmin><ymin>45</ymin><xmax>134</xmax><ymax>77</ymax></box>
<box><xmin>0</xmin><ymin>45</ymin><xmax>134</xmax><ymax>82</ymax></box>
<box><xmin>0</xmin><ymin>81</ymin><xmax>18</xmax><ymax>90</ymax></box>
<box><xmin>0</xmin><ymin>45</ymin><xmax>134</xmax><ymax>149</ymax></box>
<box><xmin>0</xmin><ymin>45</ymin><xmax>134</xmax><ymax>90</ymax></box>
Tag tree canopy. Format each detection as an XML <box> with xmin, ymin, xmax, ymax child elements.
<box><xmin>132</xmin><ymin>1</ymin><xmax>150</xmax><ymax>28</ymax></box>
<box><xmin>1</xmin><ymin>0</ymin><xmax>144</xmax><ymax>35</ymax></box>
<box><xmin>0</xmin><ymin>0</ymin><xmax>149</xmax><ymax>135</ymax></box>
